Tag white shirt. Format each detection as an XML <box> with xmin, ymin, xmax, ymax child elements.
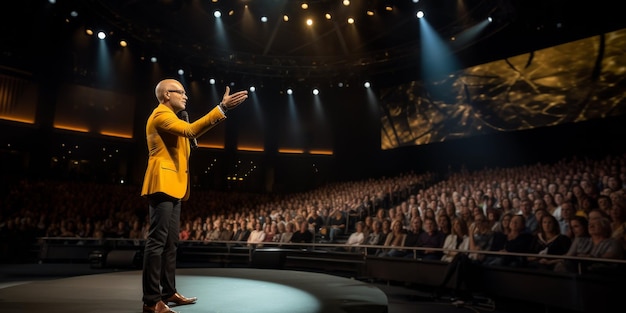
<box><xmin>345</xmin><ymin>231</ymin><xmax>365</xmax><ymax>246</ymax></box>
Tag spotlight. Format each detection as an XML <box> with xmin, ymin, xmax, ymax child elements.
<box><xmin>178</xmin><ymin>69</ymin><xmax>184</xmax><ymax>75</ymax></box>
<box><xmin>209</xmin><ymin>78</ymin><xmax>216</xmax><ymax>85</ymax></box>
<box><xmin>364</xmin><ymin>81</ymin><xmax>371</xmax><ymax>88</ymax></box>
<box><xmin>261</xmin><ymin>16</ymin><xmax>268</xmax><ymax>23</ymax></box>
<box><xmin>97</xmin><ymin>31</ymin><xmax>106</xmax><ymax>39</ymax></box>
<box><xmin>312</xmin><ymin>88</ymin><xmax>319</xmax><ymax>95</ymax></box>
<box><xmin>150</xmin><ymin>57</ymin><xmax>157</xmax><ymax>63</ymax></box>
<box><xmin>249</xmin><ymin>86</ymin><xmax>256</xmax><ymax>92</ymax></box>
<box><xmin>287</xmin><ymin>88</ymin><xmax>293</xmax><ymax>95</ymax></box>
<box><xmin>119</xmin><ymin>40</ymin><xmax>127</xmax><ymax>47</ymax></box>
<box><xmin>214</xmin><ymin>11</ymin><xmax>221</xmax><ymax>18</ymax></box>
<box><xmin>416</xmin><ymin>11</ymin><xmax>424</xmax><ymax>19</ymax></box>
<box><xmin>488</xmin><ymin>16</ymin><xmax>493</xmax><ymax>23</ymax></box>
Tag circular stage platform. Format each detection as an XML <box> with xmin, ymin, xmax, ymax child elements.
<box><xmin>0</xmin><ymin>268</ymin><xmax>388</xmax><ymax>313</ymax></box>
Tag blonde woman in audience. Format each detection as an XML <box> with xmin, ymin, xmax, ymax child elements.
<box><xmin>378</xmin><ymin>220</ymin><xmax>406</xmax><ymax>257</ymax></box>
<box><xmin>556</xmin><ymin>217</ymin><xmax>623</xmax><ymax>273</ymax></box>
<box><xmin>441</xmin><ymin>218</ymin><xmax>470</xmax><ymax>263</ymax></box>
<box><xmin>279</xmin><ymin>222</ymin><xmax>295</xmax><ymax>245</ymax></box>
<box><xmin>274</xmin><ymin>222</ymin><xmax>286</xmax><ymax>243</ymax></box>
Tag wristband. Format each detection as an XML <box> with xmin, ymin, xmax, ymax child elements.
<box><xmin>218</xmin><ymin>102</ymin><xmax>228</xmax><ymax>113</ymax></box>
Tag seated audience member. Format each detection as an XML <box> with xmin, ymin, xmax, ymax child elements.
<box><xmin>441</xmin><ymin>217</ymin><xmax>470</xmax><ymax>263</ymax></box>
<box><xmin>328</xmin><ymin>210</ymin><xmax>346</xmax><ymax>243</ymax></box>
<box><xmin>274</xmin><ymin>222</ymin><xmax>286</xmax><ymax>243</ymax></box>
<box><xmin>377</xmin><ymin>220</ymin><xmax>407</xmax><ymax>257</ymax></box>
<box><xmin>381</xmin><ymin>219</ymin><xmax>391</xmax><ymax>237</ymax></box>
<box><xmin>290</xmin><ymin>220</ymin><xmax>314</xmax><ymax>249</ymax></box>
<box><xmin>221</xmin><ymin>222</ymin><xmax>234</xmax><ymax>241</ymax></box>
<box><xmin>363</xmin><ymin>215</ymin><xmax>374</xmax><ymax>237</ymax></box>
<box><xmin>205</xmin><ymin>219</ymin><xmax>228</xmax><ymax>242</ymax></box>
<box><xmin>278</xmin><ymin>222</ymin><xmax>295</xmax><ymax>245</ymax></box>
<box><xmin>437</xmin><ymin>214</ymin><xmax>452</xmax><ymax>237</ymax></box>
<box><xmin>262</xmin><ymin>222</ymin><xmax>277</xmax><ymax>243</ymax></box>
<box><xmin>519</xmin><ymin>199</ymin><xmax>538</xmax><ymax>234</ymax></box>
<box><xmin>436</xmin><ymin>218</ymin><xmax>472</xmax><ymax>300</ymax></box>
<box><xmin>609</xmin><ymin>200</ymin><xmax>626</xmax><ymax>253</ymax></box>
<box><xmin>569</xmin><ymin>216</ymin><xmax>590</xmax><ymax>240</ymax></box>
<box><xmin>415</xmin><ymin>217</ymin><xmax>445</xmax><ymax>260</ymax></box>
<box><xmin>247</xmin><ymin>221</ymin><xmax>266</xmax><ymax>247</ymax></box>
<box><xmin>179</xmin><ymin>222</ymin><xmax>191</xmax><ymax>241</ymax></box>
<box><xmin>588</xmin><ymin>208</ymin><xmax>610</xmax><ymax>222</ymax></box>
<box><xmin>366</xmin><ymin>220</ymin><xmax>385</xmax><ymax>256</ymax></box>
<box><xmin>399</xmin><ymin>216</ymin><xmax>423</xmax><ymax>258</ymax></box>
<box><xmin>468</xmin><ymin>213</ymin><xmax>494</xmax><ymax>262</ymax></box>
<box><xmin>532</xmin><ymin>209</ymin><xmax>549</xmax><ymax>235</ymax></box>
<box><xmin>483</xmin><ymin>214</ymin><xmax>533</xmax><ymax>267</ymax></box>
<box><xmin>341</xmin><ymin>221</ymin><xmax>366</xmax><ymax>252</ymax></box>
<box><xmin>492</xmin><ymin>212</ymin><xmax>512</xmax><ymax>235</ymax></box>
<box><xmin>555</xmin><ymin>217</ymin><xmax>623</xmax><ymax>273</ymax></box>
<box><xmin>557</xmin><ymin>201</ymin><xmax>575</xmax><ymax>237</ymax></box>
<box><xmin>527</xmin><ymin>214</ymin><xmax>572</xmax><ymax>270</ymax></box>
<box><xmin>232</xmin><ymin>220</ymin><xmax>251</xmax><ymax>244</ymax></box>
<box><xmin>307</xmin><ymin>209</ymin><xmax>325</xmax><ymax>235</ymax></box>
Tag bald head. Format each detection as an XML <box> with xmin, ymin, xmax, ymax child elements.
<box><xmin>155</xmin><ymin>79</ymin><xmax>183</xmax><ymax>103</ymax></box>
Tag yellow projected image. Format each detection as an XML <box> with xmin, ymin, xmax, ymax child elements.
<box><xmin>380</xmin><ymin>28</ymin><xmax>626</xmax><ymax>150</ymax></box>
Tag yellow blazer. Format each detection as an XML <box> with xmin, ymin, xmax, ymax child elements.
<box><xmin>141</xmin><ymin>104</ymin><xmax>226</xmax><ymax>200</ymax></box>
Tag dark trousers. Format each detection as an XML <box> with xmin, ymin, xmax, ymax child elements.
<box><xmin>142</xmin><ymin>193</ymin><xmax>181</xmax><ymax>305</ymax></box>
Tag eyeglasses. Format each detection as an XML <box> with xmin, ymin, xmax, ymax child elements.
<box><xmin>168</xmin><ymin>90</ymin><xmax>187</xmax><ymax>96</ymax></box>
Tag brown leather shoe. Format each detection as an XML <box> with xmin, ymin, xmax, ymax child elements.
<box><xmin>163</xmin><ymin>292</ymin><xmax>197</xmax><ymax>306</ymax></box>
<box><xmin>143</xmin><ymin>300</ymin><xmax>178</xmax><ymax>313</ymax></box>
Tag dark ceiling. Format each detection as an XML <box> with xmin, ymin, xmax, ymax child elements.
<box><xmin>4</xmin><ymin>0</ymin><xmax>626</xmax><ymax>88</ymax></box>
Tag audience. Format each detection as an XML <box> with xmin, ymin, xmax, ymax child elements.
<box><xmin>555</xmin><ymin>216</ymin><xmax>623</xmax><ymax>273</ymax></box>
<box><xmin>1</xmin><ymin>152</ymin><xmax>625</xmax><ymax>282</ymax></box>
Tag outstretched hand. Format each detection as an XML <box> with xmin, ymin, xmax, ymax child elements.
<box><xmin>221</xmin><ymin>86</ymin><xmax>248</xmax><ymax>110</ymax></box>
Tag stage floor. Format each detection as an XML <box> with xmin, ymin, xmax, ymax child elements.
<box><xmin>0</xmin><ymin>263</ymin><xmax>547</xmax><ymax>313</ymax></box>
